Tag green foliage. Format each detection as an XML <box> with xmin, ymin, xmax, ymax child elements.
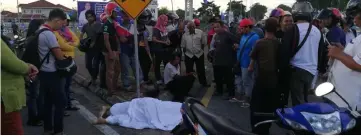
<box><xmin>226</xmin><ymin>1</ymin><xmax>247</xmax><ymax>19</ymax></box>
<box><xmin>158</xmin><ymin>7</ymin><xmax>169</xmax><ymax>15</ymax></box>
<box><xmin>247</xmin><ymin>3</ymin><xmax>267</xmax><ymax>21</ymax></box>
<box><xmin>176</xmin><ymin>9</ymin><xmax>185</xmax><ymax>19</ymax></box>
<box><xmin>196</xmin><ymin>1</ymin><xmax>220</xmax><ymax>23</ymax></box>
<box><xmin>309</xmin><ymin>0</ymin><xmax>349</xmax><ymax>11</ymax></box>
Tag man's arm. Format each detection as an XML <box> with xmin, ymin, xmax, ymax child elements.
<box><xmin>329</xmin><ymin>46</ymin><xmax>361</xmax><ymax>72</ymax></box>
<box><xmin>103</xmin><ymin>24</ymin><xmax>113</xmax><ymax>53</ymax></box>
<box><xmin>41</xmin><ymin>32</ymin><xmax>64</xmax><ymax>60</ymax></box>
<box><xmin>80</xmin><ymin>24</ymin><xmax>86</xmax><ymax>39</ymax></box>
<box><xmin>335</xmin><ymin>52</ymin><xmax>361</xmax><ymax>72</ymax></box>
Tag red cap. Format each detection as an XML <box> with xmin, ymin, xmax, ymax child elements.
<box><xmin>194</xmin><ymin>19</ymin><xmax>200</xmax><ymax>26</ymax></box>
<box><xmin>239</xmin><ymin>19</ymin><xmax>253</xmax><ymax>27</ymax></box>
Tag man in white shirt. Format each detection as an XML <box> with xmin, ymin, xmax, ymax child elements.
<box><xmin>164</xmin><ymin>54</ymin><xmax>195</xmax><ymax>102</ymax></box>
<box><xmin>326</xmin><ymin>11</ymin><xmax>361</xmax><ymax>111</ymax></box>
<box><xmin>181</xmin><ymin>22</ymin><xmax>209</xmax><ymax>86</ymax></box>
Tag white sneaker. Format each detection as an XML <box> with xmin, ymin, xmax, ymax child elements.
<box><xmin>156</xmin><ymin>80</ymin><xmax>163</xmax><ymax>85</ymax></box>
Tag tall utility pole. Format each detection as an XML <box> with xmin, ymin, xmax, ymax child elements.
<box><xmin>185</xmin><ymin>0</ymin><xmax>193</xmax><ymax>20</ymax></box>
<box><xmin>17</xmin><ymin>0</ymin><xmax>20</xmax><ymax>22</ymax></box>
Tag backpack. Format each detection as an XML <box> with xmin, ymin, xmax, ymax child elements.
<box><xmin>21</xmin><ymin>28</ymin><xmax>50</xmax><ymax>69</ymax></box>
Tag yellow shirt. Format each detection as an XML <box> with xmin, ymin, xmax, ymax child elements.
<box><xmin>54</xmin><ymin>28</ymin><xmax>80</xmax><ymax>58</ymax></box>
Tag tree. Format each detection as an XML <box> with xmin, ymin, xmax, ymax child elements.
<box><xmin>68</xmin><ymin>9</ymin><xmax>77</xmax><ymax>22</ymax></box>
<box><xmin>226</xmin><ymin>0</ymin><xmax>247</xmax><ymax>20</ymax></box>
<box><xmin>176</xmin><ymin>9</ymin><xmax>185</xmax><ymax>20</ymax></box>
<box><xmin>196</xmin><ymin>1</ymin><xmax>220</xmax><ymax>22</ymax></box>
<box><xmin>158</xmin><ymin>7</ymin><xmax>169</xmax><ymax>15</ymax></box>
<box><xmin>247</xmin><ymin>3</ymin><xmax>267</xmax><ymax>21</ymax></box>
<box><xmin>277</xmin><ymin>4</ymin><xmax>292</xmax><ymax>12</ymax></box>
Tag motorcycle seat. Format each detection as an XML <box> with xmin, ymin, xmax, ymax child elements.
<box><xmin>190</xmin><ymin>103</ymin><xmax>253</xmax><ymax>135</ymax></box>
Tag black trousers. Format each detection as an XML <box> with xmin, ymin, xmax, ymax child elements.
<box><xmin>250</xmin><ymin>82</ymin><xmax>279</xmax><ymax>135</ymax></box>
<box><xmin>154</xmin><ymin>51</ymin><xmax>171</xmax><ymax>81</ymax></box>
<box><xmin>184</xmin><ymin>55</ymin><xmax>207</xmax><ymax>85</ymax></box>
<box><xmin>139</xmin><ymin>47</ymin><xmax>152</xmax><ymax>82</ymax></box>
<box><xmin>213</xmin><ymin>65</ymin><xmax>235</xmax><ymax>97</ymax></box>
<box><xmin>85</xmin><ymin>49</ymin><xmax>106</xmax><ymax>88</ymax></box>
<box><xmin>167</xmin><ymin>75</ymin><xmax>195</xmax><ymax>102</ymax></box>
<box><xmin>289</xmin><ymin>66</ymin><xmax>314</xmax><ymax>106</ymax></box>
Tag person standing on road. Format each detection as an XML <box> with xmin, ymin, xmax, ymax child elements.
<box><xmin>248</xmin><ymin>18</ymin><xmax>280</xmax><ymax>134</ymax></box>
<box><xmin>181</xmin><ymin>22</ymin><xmax>209</xmax><ymax>87</ymax></box>
<box><xmin>80</xmin><ymin>10</ymin><xmax>106</xmax><ymax>88</ymax></box>
<box><xmin>194</xmin><ymin>18</ymin><xmax>201</xmax><ymax>29</ymax></box>
<box><xmin>276</xmin><ymin>11</ymin><xmax>293</xmax><ymax>41</ymax></box>
<box><xmin>168</xmin><ymin>21</ymin><xmax>185</xmax><ymax>56</ymax></box>
<box><xmin>340</xmin><ymin>19</ymin><xmax>357</xmax><ymax>45</ymax></box>
<box><xmin>1</xmin><ymin>39</ymin><xmax>39</xmax><ymax>135</ymax></box>
<box><xmin>38</xmin><ymin>8</ymin><xmax>67</xmax><ymax>134</ymax></box>
<box><xmin>25</xmin><ymin>19</ymin><xmax>45</xmax><ymax>127</ymax></box>
<box><xmin>54</xmin><ymin>14</ymin><xmax>80</xmax><ymax>113</ymax></box>
<box><xmin>118</xmin><ymin>11</ymin><xmax>144</xmax><ymax>91</ymax></box>
<box><xmin>234</xmin><ymin>19</ymin><xmax>260</xmax><ymax>105</ymax></box>
<box><xmin>102</xmin><ymin>3</ymin><xmax>121</xmax><ymax>96</ymax></box>
<box><xmin>317</xmin><ymin>8</ymin><xmax>346</xmax><ymax>47</ymax></box>
<box><xmin>152</xmin><ymin>15</ymin><xmax>171</xmax><ymax>85</ymax></box>
<box><xmin>279</xmin><ymin>1</ymin><xmax>323</xmax><ymax>106</ymax></box>
<box><xmin>212</xmin><ymin>20</ymin><xmax>239</xmax><ymax>100</ymax></box>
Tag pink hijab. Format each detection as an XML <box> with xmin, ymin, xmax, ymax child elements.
<box><xmin>155</xmin><ymin>15</ymin><xmax>168</xmax><ymax>33</ymax></box>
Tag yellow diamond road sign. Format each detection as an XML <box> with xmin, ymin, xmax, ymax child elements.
<box><xmin>114</xmin><ymin>0</ymin><xmax>152</xmax><ymax>19</ymax></box>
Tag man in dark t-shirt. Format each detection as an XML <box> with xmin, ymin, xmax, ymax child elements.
<box><xmin>80</xmin><ymin>10</ymin><xmax>106</xmax><ymax>88</ymax></box>
<box><xmin>103</xmin><ymin>9</ymin><xmax>120</xmax><ymax>96</ymax></box>
<box><xmin>248</xmin><ymin>18</ymin><xmax>280</xmax><ymax>135</ymax></box>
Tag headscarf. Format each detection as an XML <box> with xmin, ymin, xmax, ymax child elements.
<box><xmin>58</xmin><ymin>26</ymin><xmax>73</xmax><ymax>42</ymax></box>
<box><xmin>155</xmin><ymin>15</ymin><xmax>168</xmax><ymax>33</ymax></box>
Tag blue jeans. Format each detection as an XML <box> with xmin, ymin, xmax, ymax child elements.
<box><xmin>39</xmin><ymin>71</ymin><xmax>66</xmax><ymax>133</ymax></box>
<box><xmin>120</xmin><ymin>53</ymin><xmax>143</xmax><ymax>87</ymax></box>
<box><xmin>26</xmin><ymin>79</ymin><xmax>43</xmax><ymax>122</ymax></box>
<box><xmin>238</xmin><ymin>68</ymin><xmax>255</xmax><ymax>98</ymax></box>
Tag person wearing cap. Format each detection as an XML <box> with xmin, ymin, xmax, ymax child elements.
<box><xmin>194</xmin><ymin>18</ymin><xmax>201</xmax><ymax>29</ymax></box>
<box><xmin>233</xmin><ymin>18</ymin><xmax>260</xmax><ymax>104</ymax></box>
<box><xmin>54</xmin><ymin>13</ymin><xmax>80</xmax><ymax>114</ymax></box>
<box><xmin>250</xmin><ymin>17</ymin><xmax>265</xmax><ymax>39</ymax></box>
<box><xmin>276</xmin><ymin>11</ymin><xmax>294</xmax><ymax>41</ymax></box>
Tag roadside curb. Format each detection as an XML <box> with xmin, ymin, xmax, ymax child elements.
<box><xmin>72</xmin><ymin>73</ymin><xmax>127</xmax><ymax>105</ymax></box>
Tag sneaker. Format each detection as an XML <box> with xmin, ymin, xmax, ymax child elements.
<box><xmin>66</xmin><ymin>106</ymin><xmax>80</xmax><ymax>111</ymax></box>
<box><xmin>229</xmin><ymin>97</ymin><xmax>242</xmax><ymax>103</ymax></box>
<box><xmin>156</xmin><ymin>80</ymin><xmax>163</xmax><ymax>85</ymax></box>
<box><xmin>27</xmin><ymin>120</ymin><xmax>43</xmax><ymax>126</ymax></box>
<box><xmin>124</xmin><ymin>86</ymin><xmax>133</xmax><ymax>92</ymax></box>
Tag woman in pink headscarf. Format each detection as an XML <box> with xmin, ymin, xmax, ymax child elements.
<box><xmin>152</xmin><ymin>14</ymin><xmax>171</xmax><ymax>85</ymax></box>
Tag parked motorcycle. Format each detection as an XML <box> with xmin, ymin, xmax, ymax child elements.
<box><xmin>171</xmin><ymin>97</ymin><xmax>254</xmax><ymax>135</ymax></box>
<box><xmin>254</xmin><ymin>82</ymin><xmax>360</xmax><ymax>135</ymax></box>
<box><xmin>12</xmin><ymin>35</ymin><xmax>27</xmax><ymax>58</ymax></box>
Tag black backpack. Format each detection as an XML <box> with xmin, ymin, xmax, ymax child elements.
<box><xmin>21</xmin><ymin>28</ymin><xmax>50</xmax><ymax>69</ymax></box>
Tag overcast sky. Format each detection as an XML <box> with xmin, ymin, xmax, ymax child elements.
<box><xmin>1</xmin><ymin>0</ymin><xmax>295</xmax><ymax>14</ymax></box>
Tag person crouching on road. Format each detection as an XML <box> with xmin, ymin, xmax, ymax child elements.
<box><xmin>164</xmin><ymin>53</ymin><xmax>195</xmax><ymax>102</ymax></box>
<box><xmin>248</xmin><ymin>18</ymin><xmax>280</xmax><ymax>135</ymax></box>
<box><xmin>54</xmin><ymin>14</ymin><xmax>80</xmax><ymax>114</ymax></box>
<box><xmin>102</xmin><ymin>2</ymin><xmax>121</xmax><ymax>96</ymax></box>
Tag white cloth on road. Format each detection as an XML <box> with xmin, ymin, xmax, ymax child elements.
<box><xmin>105</xmin><ymin>97</ymin><xmax>182</xmax><ymax>131</ymax></box>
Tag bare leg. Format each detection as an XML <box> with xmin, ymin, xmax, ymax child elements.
<box><xmin>93</xmin><ymin>106</ymin><xmax>110</xmax><ymax>125</ymax></box>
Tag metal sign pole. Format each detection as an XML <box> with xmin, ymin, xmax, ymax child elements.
<box><xmin>134</xmin><ymin>18</ymin><xmax>141</xmax><ymax>98</ymax></box>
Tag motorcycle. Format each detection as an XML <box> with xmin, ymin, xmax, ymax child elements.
<box><xmin>254</xmin><ymin>82</ymin><xmax>360</xmax><ymax>135</ymax></box>
<box><xmin>12</xmin><ymin>35</ymin><xmax>27</xmax><ymax>58</ymax></box>
<box><xmin>171</xmin><ymin>97</ymin><xmax>254</xmax><ymax>135</ymax></box>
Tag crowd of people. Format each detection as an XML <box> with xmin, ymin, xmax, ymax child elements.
<box><xmin>1</xmin><ymin>0</ymin><xmax>361</xmax><ymax>135</ymax></box>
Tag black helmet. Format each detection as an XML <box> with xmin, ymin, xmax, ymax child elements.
<box><xmin>292</xmin><ymin>1</ymin><xmax>314</xmax><ymax>22</ymax></box>
<box><xmin>316</xmin><ymin>8</ymin><xmax>342</xmax><ymax>27</ymax></box>
<box><xmin>166</xmin><ymin>12</ymin><xmax>179</xmax><ymax>20</ymax></box>
<box><xmin>138</xmin><ymin>9</ymin><xmax>152</xmax><ymax>25</ymax></box>
<box><xmin>346</xmin><ymin>0</ymin><xmax>361</xmax><ymax>18</ymax></box>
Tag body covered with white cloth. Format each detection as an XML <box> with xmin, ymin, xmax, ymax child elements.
<box><xmin>96</xmin><ymin>97</ymin><xmax>182</xmax><ymax>131</ymax></box>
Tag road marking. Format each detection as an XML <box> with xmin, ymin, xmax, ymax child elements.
<box><xmin>72</xmin><ymin>100</ymin><xmax>120</xmax><ymax>135</ymax></box>
<box><xmin>200</xmin><ymin>84</ymin><xmax>215</xmax><ymax>107</ymax></box>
